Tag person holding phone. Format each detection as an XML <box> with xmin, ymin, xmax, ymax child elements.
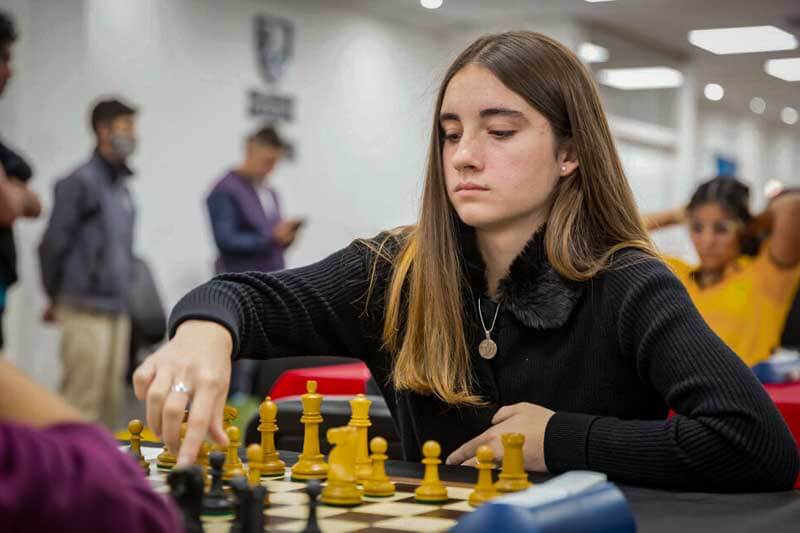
<box><xmin>206</xmin><ymin>126</ymin><xmax>303</xmax><ymax>397</ymax></box>
<box><xmin>207</xmin><ymin>126</ymin><xmax>303</xmax><ymax>274</ymax></box>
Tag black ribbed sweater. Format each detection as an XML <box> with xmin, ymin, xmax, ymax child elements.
<box><xmin>169</xmin><ymin>229</ymin><xmax>799</xmax><ymax>491</ymax></box>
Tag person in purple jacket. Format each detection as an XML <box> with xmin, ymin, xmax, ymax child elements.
<box><xmin>0</xmin><ymin>358</ymin><xmax>180</xmax><ymax>532</ymax></box>
<box><xmin>206</xmin><ymin>126</ymin><xmax>304</xmax><ymax>397</ymax></box>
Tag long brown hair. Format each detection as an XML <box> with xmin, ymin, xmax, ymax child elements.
<box><xmin>367</xmin><ymin>31</ymin><xmax>655</xmax><ymax>405</ymax></box>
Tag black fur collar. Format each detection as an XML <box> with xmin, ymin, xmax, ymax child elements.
<box><xmin>457</xmin><ymin>222</ymin><xmax>583</xmax><ymax>329</ymax></box>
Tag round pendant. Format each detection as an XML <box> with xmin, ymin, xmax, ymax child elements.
<box><xmin>478</xmin><ymin>338</ymin><xmax>498</xmax><ymax>360</ymax></box>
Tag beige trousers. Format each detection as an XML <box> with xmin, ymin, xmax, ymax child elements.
<box><xmin>57</xmin><ymin>304</ymin><xmax>131</xmax><ymax>430</ymax></box>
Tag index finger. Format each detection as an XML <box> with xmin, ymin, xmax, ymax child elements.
<box><xmin>132</xmin><ymin>358</ymin><xmax>156</xmax><ymax>400</ymax></box>
<box><xmin>177</xmin><ymin>389</ymin><xmax>217</xmax><ymax>466</ymax></box>
<box><xmin>446</xmin><ymin>430</ymin><xmax>492</xmax><ymax>466</ymax></box>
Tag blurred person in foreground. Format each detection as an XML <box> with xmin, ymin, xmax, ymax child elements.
<box><xmin>0</xmin><ymin>9</ymin><xmax>42</xmax><ymax>353</ymax></box>
<box><xmin>0</xmin><ymin>358</ymin><xmax>180</xmax><ymax>533</ymax></box>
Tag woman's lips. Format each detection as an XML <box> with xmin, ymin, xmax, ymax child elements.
<box><xmin>455</xmin><ymin>182</ymin><xmax>489</xmax><ymax>192</ymax></box>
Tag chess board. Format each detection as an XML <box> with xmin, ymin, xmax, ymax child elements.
<box><xmin>135</xmin><ymin>445</ymin><xmax>475</xmax><ymax>533</ymax></box>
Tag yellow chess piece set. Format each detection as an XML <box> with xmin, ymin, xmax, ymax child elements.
<box><xmin>129</xmin><ymin>379</ymin><xmax>533</xmax><ymax>509</ymax></box>
<box><xmin>283</xmin><ymin>380</ymin><xmax>532</xmax><ymax>508</ymax></box>
<box><xmin>288</xmin><ymin>381</ymin><xmax>399</xmax><ymax>506</ymax></box>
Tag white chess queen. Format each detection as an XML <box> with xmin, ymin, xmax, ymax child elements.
<box><xmin>134</xmin><ymin>31</ymin><xmax>797</xmax><ymax>491</ymax></box>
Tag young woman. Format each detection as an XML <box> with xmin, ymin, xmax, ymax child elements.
<box><xmin>135</xmin><ymin>32</ymin><xmax>798</xmax><ymax>491</ymax></box>
<box><xmin>644</xmin><ymin>178</ymin><xmax>800</xmax><ymax>366</ymax></box>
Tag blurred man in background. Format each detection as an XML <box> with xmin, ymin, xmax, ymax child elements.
<box><xmin>0</xmin><ymin>10</ymin><xmax>42</xmax><ymax>353</ymax></box>
<box><xmin>38</xmin><ymin>98</ymin><xmax>138</xmax><ymax>430</ymax></box>
<box><xmin>207</xmin><ymin>126</ymin><xmax>303</xmax><ymax>402</ymax></box>
<box><xmin>208</xmin><ymin>126</ymin><xmax>301</xmax><ymax>274</ymax></box>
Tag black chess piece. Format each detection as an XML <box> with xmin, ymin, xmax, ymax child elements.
<box><xmin>203</xmin><ymin>451</ymin><xmax>233</xmax><ymax>516</ymax></box>
<box><xmin>228</xmin><ymin>476</ymin><xmax>265</xmax><ymax>533</ymax></box>
<box><xmin>167</xmin><ymin>466</ymin><xmax>205</xmax><ymax>533</ymax></box>
<box><xmin>303</xmin><ymin>479</ymin><xmax>322</xmax><ymax>533</ymax></box>
<box><xmin>228</xmin><ymin>476</ymin><xmax>249</xmax><ymax>533</ymax></box>
<box><xmin>250</xmin><ymin>484</ymin><xmax>267</xmax><ymax>533</ymax></box>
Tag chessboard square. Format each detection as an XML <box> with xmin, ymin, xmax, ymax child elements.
<box><xmin>117</xmin><ymin>445</ymin><xmax>161</xmax><ymax>462</ymax></box>
<box><xmin>261</xmin><ymin>518</ymin><xmax>307</xmax><ymax>532</ymax></box>
<box><xmin>262</xmin><ymin>468</ymin><xmax>289</xmax><ymax>479</ymax></box>
<box><xmin>446</xmin><ymin>486</ymin><xmax>473</xmax><ymax>500</ymax></box>
<box><xmin>315</xmin><ymin>506</ymin><xmax>354</xmax><ymax>519</ymax></box>
<box><xmin>269</xmin><ymin>491</ymin><xmax>309</xmax><ymax>505</ymax></box>
<box><xmin>143</xmin><ymin>448</ymin><xmax>161</xmax><ymax>461</ymax></box>
<box><xmin>362</xmin><ymin>491</ymin><xmax>415</xmax><ymax>503</ymax></box>
<box><xmin>371</xmin><ymin>516</ymin><xmax>458</xmax><ymax>532</ymax></box>
<box><xmin>265</xmin><ymin>479</ymin><xmax>309</xmax><ymax>492</ymax></box>
<box><xmin>442</xmin><ymin>500</ymin><xmax>475</xmax><ymax>512</ymax></box>
<box><xmin>202</xmin><ymin>522</ymin><xmax>233</xmax><ymax>533</ymax></box>
<box><xmin>386</xmin><ymin>495</ymin><xmax>418</xmax><ymax>504</ymax></box>
<box><xmin>420</xmin><ymin>497</ymin><xmax>465</xmax><ymax>507</ymax></box>
<box><xmin>264</xmin><ymin>514</ymin><xmax>307</xmax><ymax>530</ymax></box>
<box><xmin>267</xmin><ymin>504</ymin><xmax>349</xmax><ymax>519</ymax></box>
<box><xmin>356</xmin><ymin>501</ymin><xmax>440</xmax><ymax>516</ymax></box>
<box><xmin>326</xmin><ymin>511</ymin><xmax>392</xmax><ymax>523</ymax></box>
<box><xmin>393</xmin><ymin>483</ymin><xmax>420</xmax><ymax>493</ymax></box>
<box><xmin>317</xmin><ymin>518</ymin><xmax>377</xmax><ymax>533</ymax></box>
<box><xmin>417</xmin><ymin>508</ymin><xmax>469</xmax><ymax>520</ymax></box>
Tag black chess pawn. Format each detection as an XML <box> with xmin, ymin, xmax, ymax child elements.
<box><xmin>202</xmin><ymin>451</ymin><xmax>233</xmax><ymax>516</ymax></box>
<box><xmin>229</xmin><ymin>476</ymin><xmax>266</xmax><ymax>533</ymax></box>
<box><xmin>303</xmin><ymin>479</ymin><xmax>322</xmax><ymax>533</ymax></box>
<box><xmin>228</xmin><ymin>476</ymin><xmax>249</xmax><ymax>533</ymax></box>
<box><xmin>167</xmin><ymin>466</ymin><xmax>205</xmax><ymax>533</ymax></box>
<box><xmin>249</xmin><ymin>484</ymin><xmax>267</xmax><ymax>533</ymax></box>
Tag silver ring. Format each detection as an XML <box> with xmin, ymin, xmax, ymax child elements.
<box><xmin>170</xmin><ymin>381</ymin><xmax>191</xmax><ymax>394</ymax></box>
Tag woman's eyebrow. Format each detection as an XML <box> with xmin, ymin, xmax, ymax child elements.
<box><xmin>479</xmin><ymin>107</ymin><xmax>527</xmax><ymax>121</ymax></box>
<box><xmin>439</xmin><ymin>112</ymin><xmax>460</xmax><ymax>123</ymax></box>
<box><xmin>439</xmin><ymin>108</ymin><xmax>528</xmax><ymax>124</ymax></box>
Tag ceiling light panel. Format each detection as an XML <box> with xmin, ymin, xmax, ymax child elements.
<box><xmin>689</xmin><ymin>26</ymin><xmax>798</xmax><ymax>55</ymax></box>
<box><xmin>598</xmin><ymin>67</ymin><xmax>684</xmax><ymax>90</ymax></box>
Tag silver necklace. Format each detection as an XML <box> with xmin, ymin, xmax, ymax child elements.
<box><xmin>477</xmin><ymin>297</ymin><xmax>501</xmax><ymax>360</ymax></box>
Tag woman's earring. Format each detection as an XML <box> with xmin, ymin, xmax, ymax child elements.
<box><xmin>561</xmin><ymin>166</ymin><xmax>567</xmax><ymax>173</ymax></box>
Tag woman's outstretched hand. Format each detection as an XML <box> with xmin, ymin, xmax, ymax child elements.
<box><xmin>132</xmin><ymin>320</ymin><xmax>233</xmax><ymax>466</ymax></box>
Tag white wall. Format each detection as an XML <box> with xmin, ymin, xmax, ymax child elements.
<box><xmin>0</xmin><ymin>0</ymin><xmax>449</xmax><ymax>385</ymax></box>
<box><xmin>697</xmin><ymin>106</ymin><xmax>800</xmax><ymax>210</ymax></box>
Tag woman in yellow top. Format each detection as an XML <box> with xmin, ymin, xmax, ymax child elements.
<box><xmin>644</xmin><ymin>177</ymin><xmax>800</xmax><ymax>366</ymax></box>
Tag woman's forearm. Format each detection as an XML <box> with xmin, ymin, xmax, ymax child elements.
<box><xmin>765</xmin><ymin>191</ymin><xmax>800</xmax><ymax>268</ymax></box>
<box><xmin>641</xmin><ymin>206</ymin><xmax>686</xmax><ymax>231</ymax></box>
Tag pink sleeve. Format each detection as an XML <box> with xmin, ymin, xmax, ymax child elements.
<box><xmin>0</xmin><ymin>421</ymin><xmax>181</xmax><ymax>533</ymax></box>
